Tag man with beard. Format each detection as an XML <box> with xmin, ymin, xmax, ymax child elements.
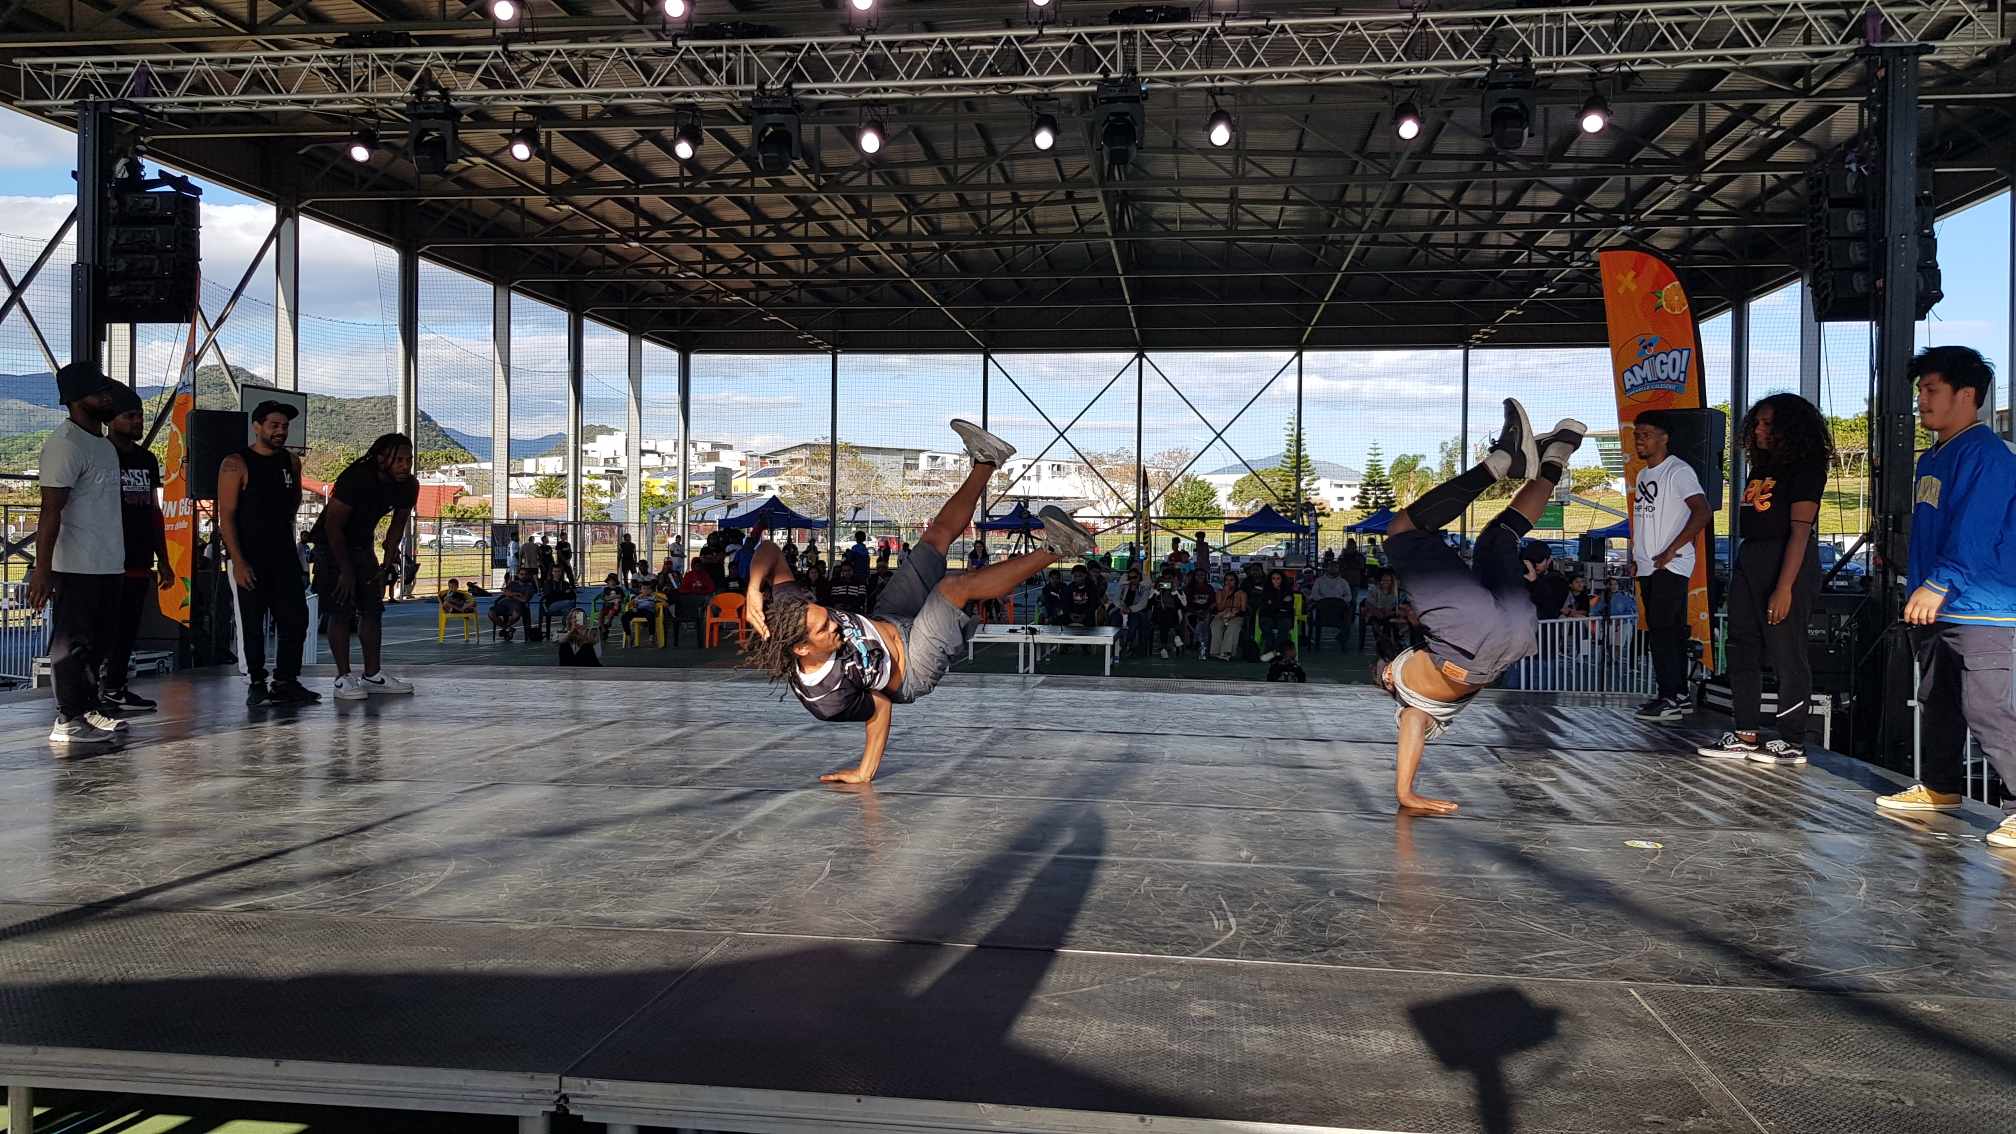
<box><xmin>218</xmin><ymin>400</ymin><xmax>320</xmax><ymax>706</ymax></box>
<box><xmin>307</xmin><ymin>433</ymin><xmax>420</xmax><ymax>700</ymax></box>
<box><xmin>30</xmin><ymin>362</ymin><xmax>130</xmax><ymax>747</ymax></box>
<box><xmin>99</xmin><ymin>384</ymin><xmax>175</xmax><ymax>712</ymax></box>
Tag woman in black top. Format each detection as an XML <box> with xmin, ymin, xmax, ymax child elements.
<box><xmin>1699</xmin><ymin>393</ymin><xmax>1830</xmax><ymax>765</ymax></box>
<box><xmin>1258</xmin><ymin>569</ymin><xmax>1297</xmax><ymax>661</ymax></box>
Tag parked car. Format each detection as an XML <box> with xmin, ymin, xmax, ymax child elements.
<box><xmin>421</xmin><ymin>526</ymin><xmax>488</xmax><ymax>549</ymax></box>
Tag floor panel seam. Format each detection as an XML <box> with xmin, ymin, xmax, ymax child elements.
<box><xmin>1627</xmin><ymin>987</ymin><xmax>1770</xmax><ymax>1134</ymax></box>
<box><xmin>557</xmin><ymin>934</ymin><xmax>735</xmax><ymax>1079</ymax></box>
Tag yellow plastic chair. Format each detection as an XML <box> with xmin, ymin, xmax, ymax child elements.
<box><xmin>624</xmin><ymin>598</ymin><xmax>667</xmax><ymax>648</ymax></box>
<box><xmin>437</xmin><ymin>604</ymin><xmax>477</xmax><ymax>642</ymax></box>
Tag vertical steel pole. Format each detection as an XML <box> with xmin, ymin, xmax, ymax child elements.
<box><xmin>105</xmin><ymin>323</ymin><xmax>135</xmax><ymax>384</ymax></box>
<box><xmin>980</xmin><ymin>351</ymin><xmax>991</xmax><ymax>527</ymax></box>
<box><xmin>395</xmin><ymin>244</ymin><xmax>419</xmax><ymax>440</ymax></box>
<box><xmin>1797</xmin><ymin>276</ymin><xmax>1821</xmax><ymax>405</ymax></box>
<box><xmin>1729</xmin><ymin>289</ymin><xmax>1749</xmax><ymax>565</ymax></box>
<box><xmin>2005</xmin><ymin>175</ymin><xmax>2014</xmax><ymax>438</ymax></box>
<box><xmin>1459</xmin><ymin>346</ymin><xmax>1470</xmax><ymax>543</ymax></box>
<box><xmin>625</xmin><ymin>332</ymin><xmax>644</xmax><ymax>527</ymax></box>
<box><xmin>491</xmin><ymin>283</ymin><xmax>511</xmax><ymax>537</ymax></box>
<box><xmin>71</xmin><ymin>102</ymin><xmax>105</xmax><ymax>369</ymax></box>
<box><xmin>1134</xmin><ymin>351</ymin><xmax>1145</xmax><ymax>557</ymax></box>
<box><xmin>274</xmin><ymin>200</ymin><xmax>300</xmax><ymax>391</ymax></box>
<box><xmin>1296</xmin><ymin>350</ymin><xmax>1307</xmax><ymax>559</ymax></box>
<box><xmin>828</xmin><ymin>350</ymin><xmax>840</xmax><ymax>537</ymax></box>
<box><xmin>677</xmin><ymin>347</ymin><xmax>691</xmax><ymax>563</ymax></box>
<box><xmin>7</xmin><ymin>1082</ymin><xmax>31</xmax><ymax>1134</ymax></box>
<box><xmin>565</xmin><ymin>307</ymin><xmax>584</xmax><ymax>525</ymax></box>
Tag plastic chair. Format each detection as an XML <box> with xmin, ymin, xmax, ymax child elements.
<box><xmin>437</xmin><ymin>604</ymin><xmax>477</xmax><ymax>642</ymax></box>
<box><xmin>624</xmin><ymin>598</ymin><xmax>667</xmax><ymax>648</ymax></box>
<box><xmin>706</xmin><ymin>592</ymin><xmax>751</xmax><ymax>648</ymax></box>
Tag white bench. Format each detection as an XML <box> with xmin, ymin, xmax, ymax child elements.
<box><xmin>967</xmin><ymin>625</ymin><xmax>1120</xmax><ymax>676</ymax></box>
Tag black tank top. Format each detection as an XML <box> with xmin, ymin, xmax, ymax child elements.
<box><xmin>238</xmin><ymin>445</ymin><xmax>302</xmax><ymax>561</ymax></box>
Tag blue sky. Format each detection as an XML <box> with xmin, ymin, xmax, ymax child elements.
<box><xmin>3</xmin><ymin>106</ymin><xmax>2010</xmax><ymax>468</ymax></box>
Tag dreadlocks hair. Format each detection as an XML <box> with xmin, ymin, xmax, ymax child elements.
<box><xmin>1739</xmin><ymin>392</ymin><xmax>1833</xmax><ymax>471</ymax></box>
<box><xmin>741</xmin><ymin>586</ymin><xmax>814</xmax><ymax>683</ymax></box>
<box><xmin>365</xmin><ymin>432</ymin><xmax>414</xmax><ymax>463</ymax></box>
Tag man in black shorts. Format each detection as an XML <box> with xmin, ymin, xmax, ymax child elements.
<box><xmin>1372</xmin><ymin>398</ymin><xmax>1586</xmax><ymax>814</ymax></box>
<box><xmin>307</xmin><ymin>432</ymin><xmax>419</xmax><ymax>701</ymax></box>
<box><xmin>743</xmin><ymin>419</ymin><xmax>1098</xmax><ymax>784</ymax></box>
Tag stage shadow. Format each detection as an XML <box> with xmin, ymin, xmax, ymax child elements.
<box><xmin>1407</xmin><ymin>987</ymin><xmax>1562</xmax><ymax>1134</ymax></box>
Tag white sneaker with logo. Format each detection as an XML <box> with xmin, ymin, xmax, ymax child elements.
<box><xmin>333</xmin><ymin>674</ymin><xmax>369</xmax><ymax>701</ymax></box>
<box><xmin>84</xmin><ymin>710</ymin><xmax>130</xmax><ymax>734</ymax></box>
<box><xmin>360</xmin><ymin>671</ymin><xmax>414</xmax><ymax>695</ymax></box>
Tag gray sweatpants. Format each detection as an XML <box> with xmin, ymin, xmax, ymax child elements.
<box><xmin>870</xmin><ymin>543</ymin><xmax>977</xmax><ymax>702</ymax></box>
<box><xmin>1915</xmin><ymin>623</ymin><xmax>2016</xmax><ymax>807</ymax></box>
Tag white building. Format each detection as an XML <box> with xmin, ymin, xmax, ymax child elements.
<box><xmin>763</xmin><ymin>441</ymin><xmax>970</xmax><ymax>483</ymax></box>
<box><xmin>1200</xmin><ymin>454</ymin><xmax>1363</xmax><ymax>513</ymax></box>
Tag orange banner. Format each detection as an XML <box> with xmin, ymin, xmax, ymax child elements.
<box><xmin>157</xmin><ymin>390</ymin><xmax>194</xmax><ymax>625</ymax></box>
<box><xmin>1599</xmin><ymin>249</ymin><xmax>1714</xmax><ymax>672</ymax></box>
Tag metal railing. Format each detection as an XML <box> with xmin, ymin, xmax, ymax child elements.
<box><xmin>1505</xmin><ymin>615</ymin><xmax>1653</xmax><ymax>696</ymax></box>
<box><xmin>1</xmin><ymin>504</ymin><xmax>45</xmax><ymax>686</ymax></box>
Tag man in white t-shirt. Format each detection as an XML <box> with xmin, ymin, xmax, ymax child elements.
<box><xmin>1628</xmin><ymin>411</ymin><xmax>1712</xmax><ymax>722</ymax></box>
<box><xmin>30</xmin><ymin>361</ymin><xmax>130</xmax><ymax>747</ymax></box>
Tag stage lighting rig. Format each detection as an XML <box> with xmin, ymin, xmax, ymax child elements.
<box><xmin>1578</xmin><ymin>92</ymin><xmax>1611</xmax><ymax>135</ymax></box>
<box><xmin>1393</xmin><ymin>100</ymin><xmax>1422</xmax><ymax>141</ymax></box>
<box><xmin>1095</xmin><ymin>78</ymin><xmax>1146</xmax><ymax>169</ymax></box>
<box><xmin>404</xmin><ymin>90</ymin><xmax>461</xmax><ymax>174</ymax></box>
<box><xmin>1206</xmin><ymin>106</ymin><xmax>1234</xmax><ymax>147</ymax></box>
<box><xmin>1032</xmin><ymin>113</ymin><xmax>1058</xmax><ymax>152</ymax></box>
<box><xmin>1481</xmin><ymin>68</ymin><xmax>1535</xmax><ymax>151</ymax></box>
<box><xmin>346</xmin><ymin>125</ymin><xmax>380</xmax><ymax>163</ymax></box>
<box><xmin>748</xmin><ymin>94</ymin><xmax>802</xmax><ymax>174</ymax></box>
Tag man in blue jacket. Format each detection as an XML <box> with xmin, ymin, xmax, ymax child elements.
<box><xmin>1875</xmin><ymin>346</ymin><xmax>2016</xmax><ymax>849</ymax></box>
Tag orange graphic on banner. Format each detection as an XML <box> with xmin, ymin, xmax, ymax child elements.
<box><xmin>157</xmin><ymin>391</ymin><xmax>194</xmax><ymax>625</ymax></box>
<box><xmin>1599</xmin><ymin>249</ymin><xmax>1714</xmax><ymax>672</ymax></box>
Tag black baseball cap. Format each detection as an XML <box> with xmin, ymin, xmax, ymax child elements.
<box><xmin>250</xmin><ymin>399</ymin><xmax>300</xmax><ymax>424</ymax></box>
<box><xmin>54</xmin><ymin>360</ymin><xmax>117</xmax><ymax>405</ymax></box>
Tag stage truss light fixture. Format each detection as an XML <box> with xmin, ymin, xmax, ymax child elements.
<box><xmin>507</xmin><ymin>124</ymin><xmax>539</xmax><ymax>162</ymax></box>
<box><xmin>1394</xmin><ymin>100</ymin><xmax>1422</xmax><ymax>141</ymax></box>
<box><xmin>346</xmin><ymin>126</ymin><xmax>379</xmax><ymax>163</ymax></box>
<box><xmin>1579</xmin><ymin>92</ymin><xmax>1611</xmax><ymax>134</ymax></box>
<box><xmin>1206</xmin><ymin>106</ymin><xmax>1234</xmax><ymax>147</ymax></box>
<box><xmin>488</xmin><ymin>0</ymin><xmax>519</xmax><ymax>25</ymax></box>
<box><xmin>1032</xmin><ymin>113</ymin><xmax>1058</xmax><ymax>151</ymax></box>
<box><xmin>1028</xmin><ymin>0</ymin><xmax>1056</xmax><ymax>26</ymax></box>
<box><xmin>1481</xmin><ymin>69</ymin><xmax>1535</xmax><ymax>151</ymax></box>
<box><xmin>663</xmin><ymin>0</ymin><xmax>686</xmax><ymax>17</ymax></box>
<box><xmin>672</xmin><ymin>117</ymin><xmax>703</xmax><ymax>161</ymax></box>
<box><xmin>1094</xmin><ymin>77</ymin><xmax>1145</xmax><ymax>168</ymax></box>
<box><xmin>748</xmin><ymin>94</ymin><xmax>802</xmax><ymax>174</ymax></box>
<box><xmin>857</xmin><ymin>117</ymin><xmax>885</xmax><ymax>156</ymax></box>
<box><xmin>404</xmin><ymin>93</ymin><xmax>461</xmax><ymax>174</ymax></box>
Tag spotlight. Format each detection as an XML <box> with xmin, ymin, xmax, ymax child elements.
<box><xmin>1481</xmin><ymin>70</ymin><xmax>1534</xmax><ymax>151</ymax></box>
<box><xmin>662</xmin><ymin>0</ymin><xmax>686</xmax><ymax>16</ymax></box>
<box><xmin>1094</xmin><ymin>78</ymin><xmax>1144</xmax><ymax>169</ymax></box>
<box><xmin>1578</xmin><ymin>93</ymin><xmax>1611</xmax><ymax>135</ymax></box>
<box><xmin>1206</xmin><ymin>107</ymin><xmax>1234</xmax><ymax>147</ymax></box>
<box><xmin>857</xmin><ymin>119</ymin><xmax>885</xmax><ymax>156</ymax></box>
<box><xmin>346</xmin><ymin>126</ymin><xmax>379</xmax><ymax>163</ymax></box>
<box><xmin>507</xmin><ymin>126</ymin><xmax>539</xmax><ymax>162</ymax></box>
<box><xmin>1028</xmin><ymin>0</ymin><xmax>1055</xmax><ymax>25</ymax></box>
<box><xmin>1032</xmin><ymin>113</ymin><xmax>1058</xmax><ymax>151</ymax></box>
<box><xmin>849</xmin><ymin>0</ymin><xmax>872</xmax><ymax>9</ymax></box>
<box><xmin>1394</xmin><ymin>101</ymin><xmax>1422</xmax><ymax>141</ymax></box>
<box><xmin>748</xmin><ymin>94</ymin><xmax>802</xmax><ymax>174</ymax></box>
<box><xmin>489</xmin><ymin>0</ymin><xmax>518</xmax><ymax>23</ymax></box>
<box><xmin>672</xmin><ymin>121</ymin><xmax>702</xmax><ymax>161</ymax></box>
<box><xmin>405</xmin><ymin>93</ymin><xmax>461</xmax><ymax>174</ymax></box>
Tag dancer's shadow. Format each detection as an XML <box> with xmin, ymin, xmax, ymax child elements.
<box><xmin>1407</xmin><ymin>987</ymin><xmax>1562</xmax><ymax>1134</ymax></box>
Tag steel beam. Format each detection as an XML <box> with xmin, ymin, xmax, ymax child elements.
<box><xmin>1798</xmin><ymin>276</ymin><xmax>1821</xmax><ymax>403</ymax></box>
<box><xmin>491</xmin><ymin>281</ymin><xmax>511</xmax><ymax>529</ymax></box>
<box><xmin>396</xmin><ymin>243</ymin><xmax>419</xmax><ymax>440</ymax></box>
<box><xmin>625</xmin><ymin>331</ymin><xmax>644</xmax><ymax>527</ymax></box>
<box><xmin>274</xmin><ymin>200</ymin><xmax>300</xmax><ymax>390</ymax></box>
<box><xmin>1871</xmin><ymin>44</ymin><xmax>1927</xmax><ymax>618</ymax></box>
<box><xmin>105</xmin><ymin>321</ymin><xmax>134</xmax><ymax>384</ymax></box>
<box><xmin>567</xmin><ymin>307</ymin><xmax>584</xmax><ymax>525</ymax></box>
<box><xmin>19</xmin><ymin>2</ymin><xmax>2001</xmax><ymax>111</ymax></box>
<box><xmin>677</xmin><ymin>346</ymin><xmax>690</xmax><ymax>562</ymax></box>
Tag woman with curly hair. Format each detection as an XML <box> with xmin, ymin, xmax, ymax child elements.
<box><xmin>741</xmin><ymin>419</ymin><xmax>1098</xmax><ymax>784</ymax></box>
<box><xmin>1698</xmin><ymin>392</ymin><xmax>1832</xmax><ymax>765</ymax></box>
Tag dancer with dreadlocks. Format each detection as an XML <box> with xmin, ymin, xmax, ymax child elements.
<box><xmin>307</xmin><ymin>432</ymin><xmax>420</xmax><ymax>701</ymax></box>
<box><xmin>1372</xmin><ymin>399</ymin><xmax>1586</xmax><ymax>815</ymax></box>
<box><xmin>743</xmin><ymin>420</ymin><xmax>1098</xmax><ymax>783</ymax></box>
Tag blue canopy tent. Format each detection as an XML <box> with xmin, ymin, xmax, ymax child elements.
<box><xmin>716</xmin><ymin>495</ymin><xmax>829</xmax><ymax>531</ymax></box>
<box><xmin>977</xmin><ymin>502</ymin><xmax>1044</xmax><ymax>532</ymax></box>
<box><xmin>1589</xmin><ymin>518</ymin><xmax>1631</xmax><ymax>540</ymax></box>
<box><xmin>1344</xmin><ymin>507</ymin><xmax>1395</xmax><ymax>533</ymax></box>
<box><xmin>1224</xmin><ymin>505</ymin><xmax>1311</xmax><ymax>534</ymax></box>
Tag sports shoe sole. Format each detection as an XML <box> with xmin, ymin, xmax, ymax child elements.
<box><xmin>1695</xmin><ymin>747</ymin><xmax>1758</xmax><ymax>760</ymax></box>
<box><xmin>1037</xmin><ymin>506</ymin><xmax>1098</xmax><ymax>557</ymax></box>
<box><xmin>1634</xmin><ymin>708</ymin><xmax>1683</xmax><ymax>722</ymax></box>
<box><xmin>1874</xmin><ymin>796</ymin><xmax>1965</xmax><ymax>813</ymax></box>
<box><xmin>1499</xmin><ymin>399</ymin><xmax>1538</xmax><ymax>479</ymax></box>
<box><xmin>1538</xmin><ymin>419</ymin><xmax>1589</xmax><ymax>466</ymax></box>
<box><xmin>1747</xmin><ymin>752</ymin><xmax>1808</xmax><ymax>765</ymax></box>
<box><xmin>362</xmin><ymin>683</ymin><xmax>415</xmax><ymax>695</ymax></box>
<box><xmin>333</xmin><ymin>687</ymin><xmax>369</xmax><ymax>701</ymax></box>
<box><xmin>1986</xmin><ymin>827</ymin><xmax>2016</xmax><ymax>849</ymax></box>
<box><xmin>49</xmin><ymin>732</ymin><xmax>118</xmax><ymax>747</ymax></box>
<box><xmin>949</xmin><ymin>418</ymin><xmax>1016</xmax><ymax>466</ymax></box>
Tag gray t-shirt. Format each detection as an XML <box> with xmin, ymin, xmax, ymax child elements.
<box><xmin>39</xmin><ymin>420</ymin><xmax>124</xmax><ymax>575</ymax></box>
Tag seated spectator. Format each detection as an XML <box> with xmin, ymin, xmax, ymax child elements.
<box><xmin>1258</xmin><ymin>570</ymin><xmax>1296</xmax><ymax>662</ymax></box>
<box><xmin>440</xmin><ymin>577</ymin><xmax>476</xmax><ymax>615</ymax></box>
<box><xmin>679</xmin><ymin>562</ymin><xmax>714</xmax><ymax>595</ymax></box>
<box><xmin>1065</xmin><ymin>565</ymin><xmax>1098</xmax><ymax>627</ymax></box>
<box><xmin>1307</xmin><ymin>563</ymin><xmax>1352</xmax><ymax>651</ymax></box>
<box><xmin>967</xmin><ymin>538</ymin><xmax>990</xmax><ymax>570</ymax></box>
<box><xmin>1149</xmin><ymin>567</ymin><xmax>1187</xmax><ymax>658</ymax></box>
<box><xmin>869</xmin><ymin>561</ymin><xmax>895</xmax><ymax>609</ymax></box>
<box><xmin>596</xmin><ymin>572</ymin><xmax>627</xmax><ymax>639</ymax></box>
<box><xmin>1564</xmin><ymin>573</ymin><xmax>1595</xmax><ymax>618</ymax></box>
<box><xmin>625</xmin><ymin>582</ymin><xmax>663</xmax><ymax>641</ymax></box>
<box><xmin>558</xmin><ymin>610</ymin><xmax>602</xmax><ymax>667</ymax></box>
<box><xmin>1111</xmin><ymin>567</ymin><xmax>1152</xmax><ymax>656</ymax></box>
<box><xmin>1209</xmin><ymin>573</ymin><xmax>1247</xmax><ymax>660</ymax></box>
<box><xmin>804</xmin><ymin>559</ymin><xmax>831</xmax><ymax>605</ymax></box>
<box><xmin>1040</xmin><ymin>569</ymin><xmax>1070</xmax><ymax>624</ymax></box>
<box><xmin>491</xmin><ymin>568</ymin><xmax>536</xmax><ymax>641</ymax></box>
<box><xmin>827</xmin><ymin>558</ymin><xmax>870</xmax><ymax>614</ymax></box>
<box><xmin>1361</xmin><ymin>570</ymin><xmax>1405</xmax><ymax>658</ymax></box>
<box><xmin>541</xmin><ymin>576</ymin><xmax>579</xmax><ymax>624</ymax></box>
<box><xmin>1183</xmin><ymin>570</ymin><xmax>1217</xmax><ymax>658</ymax></box>
<box><xmin>1266</xmin><ymin>642</ymin><xmax>1308</xmax><ymax>683</ymax></box>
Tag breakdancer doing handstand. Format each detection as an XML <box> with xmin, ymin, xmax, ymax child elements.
<box><xmin>1373</xmin><ymin>398</ymin><xmax>1587</xmax><ymax>815</ymax></box>
<box><xmin>743</xmin><ymin>419</ymin><xmax>1098</xmax><ymax>783</ymax></box>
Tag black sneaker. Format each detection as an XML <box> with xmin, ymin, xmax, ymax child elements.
<box><xmin>267</xmin><ymin>679</ymin><xmax>323</xmax><ymax>705</ymax></box>
<box><xmin>1696</xmin><ymin>731</ymin><xmax>1762</xmax><ymax>760</ymax></box>
<box><xmin>1489</xmin><ymin>398</ymin><xmax>1539</xmax><ymax>480</ymax></box>
<box><xmin>1747</xmin><ymin>740</ymin><xmax>1808</xmax><ymax>765</ymax></box>
<box><xmin>100</xmin><ymin>688</ymin><xmax>158</xmax><ymax>713</ymax></box>
<box><xmin>1635</xmin><ymin>695</ymin><xmax>1684</xmax><ymax>722</ymax></box>
<box><xmin>246</xmin><ymin>682</ymin><xmax>270</xmax><ymax>707</ymax></box>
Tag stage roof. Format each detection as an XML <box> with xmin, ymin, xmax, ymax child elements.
<box><xmin>1</xmin><ymin>0</ymin><xmax>2010</xmax><ymax>352</ymax></box>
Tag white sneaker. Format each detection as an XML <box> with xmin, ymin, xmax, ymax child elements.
<box><xmin>84</xmin><ymin>710</ymin><xmax>130</xmax><ymax>733</ymax></box>
<box><xmin>360</xmin><ymin>671</ymin><xmax>414</xmax><ymax>695</ymax></box>
<box><xmin>949</xmin><ymin>418</ymin><xmax>1016</xmax><ymax>467</ymax></box>
<box><xmin>1747</xmin><ymin>739</ymin><xmax>1808</xmax><ymax>765</ymax></box>
<box><xmin>49</xmin><ymin>715</ymin><xmax>119</xmax><ymax>748</ymax></box>
<box><xmin>1037</xmin><ymin>505</ymin><xmax>1098</xmax><ymax>558</ymax></box>
<box><xmin>1538</xmin><ymin>418</ymin><xmax>1589</xmax><ymax>469</ymax></box>
<box><xmin>1260</xmin><ymin>651</ymin><xmax>1278</xmax><ymax>662</ymax></box>
<box><xmin>333</xmin><ymin>674</ymin><xmax>369</xmax><ymax>701</ymax></box>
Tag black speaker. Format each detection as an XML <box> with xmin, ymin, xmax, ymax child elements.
<box><xmin>99</xmin><ymin>186</ymin><xmax>200</xmax><ymax>323</ymax></box>
<box><xmin>1656</xmin><ymin>407</ymin><xmax>1727</xmax><ymax>509</ymax></box>
<box><xmin>188</xmin><ymin>409</ymin><xmax>246</xmax><ymax>501</ymax></box>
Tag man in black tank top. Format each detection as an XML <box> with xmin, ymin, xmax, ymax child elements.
<box><xmin>217</xmin><ymin>401</ymin><xmax>319</xmax><ymax>706</ymax></box>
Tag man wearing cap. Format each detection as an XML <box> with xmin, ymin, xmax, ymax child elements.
<box><xmin>99</xmin><ymin>384</ymin><xmax>176</xmax><ymax>713</ymax></box>
<box><xmin>29</xmin><ymin>361</ymin><xmax>131</xmax><ymax>747</ymax></box>
<box><xmin>218</xmin><ymin>399</ymin><xmax>320</xmax><ymax>706</ymax></box>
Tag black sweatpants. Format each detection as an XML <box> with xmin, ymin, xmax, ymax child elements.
<box><xmin>1637</xmin><ymin>570</ymin><xmax>1691</xmax><ymax>700</ymax></box>
<box><xmin>237</xmin><ymin>555</ymin><xmax>310</xmax><ymax>685</ymax></box>
<box><xmin>1726</xmin><ymin>538</ymin><xmax>1819</xmax><ymax>743</ymax></box>
<box><xmin>49</xmin><ymin>572</ymin><xmax>121</xmax><ymax>720</ymax></box>
<box><xmin>1914</xmin><ymin>623</ymin><xmax>2016</xmax><ymax>804</ymax></box>
<box><xmin>98</xmin><ymin>573</ymin><xmax>152</xmax><ymax>695</ymax></box>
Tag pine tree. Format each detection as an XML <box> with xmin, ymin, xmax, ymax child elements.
<box><xmin>1358</xmin><ymin>441</ymin><xmax>1397</xmax><ymax>511</ymax></box>
<box><xmin>1281</xmin><ymin>414</ymin><xmax>1316</xmax><ymax>507</ymax></box>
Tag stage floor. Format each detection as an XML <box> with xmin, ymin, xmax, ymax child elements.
<box><xmin>2</xmin><ymin>669</ymin><xmax>2014</xmax><ymax>1133</ymax></box>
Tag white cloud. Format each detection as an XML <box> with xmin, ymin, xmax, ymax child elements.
<box><xmin>0</xmin><ymin>111</ymin><xmax>74</xmax><ymax>173</ymax></box>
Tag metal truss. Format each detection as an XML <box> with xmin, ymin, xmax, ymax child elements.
<box><xmin>16</xmin><ymin>0</ymin><xmax>2004</xmax><ymax>112</ymax></box>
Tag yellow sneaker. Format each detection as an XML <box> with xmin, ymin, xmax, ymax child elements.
<box><xmin>1988</xmin><ymin>815</ymin><xmax>2016</xmax><ymax>849</ymax></box>
<box><xmin>1875</xmin><ymin>785</ymin><xmax>1965</xmax><ymax>813</ymax></box>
